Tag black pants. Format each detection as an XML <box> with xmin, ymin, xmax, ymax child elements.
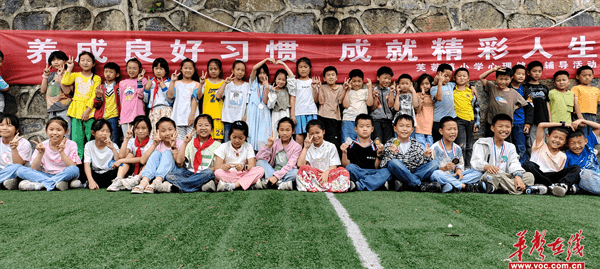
<box><xmin>523</xmin><ymin>161</ymin><xmax>581</xmax><ymax>187</ymax></box>
<box><xmin>372</xmin><ymin>119</ymin><xmax>394</xmax><ymax>144</ymax></box>
<box><xmin>318</xmin><ymin>116</ymin><xmax>341</xmax><ymax>148</ymax></box>
<box><xmin>77</xmin><ymin>163</ymin><xmax>119</xmax><ymax>188</ymax></box>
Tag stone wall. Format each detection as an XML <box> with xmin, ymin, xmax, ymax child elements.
<box><xmin>1</xmin><ymin>0</ymin><xmax>600</xmax><ymax>138</ymax></box>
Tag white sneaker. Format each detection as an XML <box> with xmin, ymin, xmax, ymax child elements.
<box><xmin>121</xmin><ymin>175</ymin><xmax>140</xmax><ymax>190</ymax></box>
<box><xmin>201</xmin><ymin>180</ymin><xmax>216</xmax><ymax>192</ymax></box>
<box><xmin>155</xmin><ymin>181</ymin><xmax>172</xmax><ymax>193</ymax></box>
<box><xmin>56</xmin><ymin>181</ymin><xmax>69</xmax><ymax>191</ymax></box>
<box><xmin>19</xmin><ymin>180</ymin><xmax>43</xmax><ymax>191</ymax></box>
<box><xmin>253</xmin><ymin>179</ymin><xmax>267</xmax><ymax>190</ymax></box>
<box><xmin>69</xmin><ymin>180</ymin><xmax>83</xmax><ymax>189</ymax></box>
<box><xmin>3</xmin><ymin>178</ymin><xmax>19</xmax><ymax>190</ymax></box>
<box><xmin>107</xmin><ymin>178</ymin><xmax>124</xmax><ymax>192</ymax></box>
<box><xmin>349</xmin><ymin>181</ymin><xmax>356</xmax><ymax>192</ymax></box>
<box><xmin>217</xmin><ymin>181</ymin><xmax>233</xmax><ymax>192</ymax></box>
<box><xmin>384</xmin><ymin>181</ymin><xmax>389</xmax><ymax>191</ymax></box>
<box><xmin>279</xmin><ymin>181</ymin><xmax>294</xmax><ymax>191</ymax></box>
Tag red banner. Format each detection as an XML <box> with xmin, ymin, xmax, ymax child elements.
<box><xmin>1</xmin><ymin>27</ymin><xmax>599</xmax><ymax>85</ymax></box>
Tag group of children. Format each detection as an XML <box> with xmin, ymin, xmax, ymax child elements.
<box><xmin>0</xmin><ymin>48</ymin><xmax>599</xmax><ymax>197</ymax></box>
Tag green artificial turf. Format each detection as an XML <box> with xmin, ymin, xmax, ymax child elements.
<box><xmin>335</xmin><ymin>192</ymin><xmax>600</xmax><ymax>269</ymax></box>
<box><xmin>0</xmin><ymin>190</ymin><xmax>361</xmax><ymax>269</ymax></box>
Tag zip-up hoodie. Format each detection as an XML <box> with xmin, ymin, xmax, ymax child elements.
<box><xmin>471</xmin><ymin>137</ymin><xmax>525</xmax><ymax>176</ymax></box>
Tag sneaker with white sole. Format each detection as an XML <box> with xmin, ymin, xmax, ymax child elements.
<box><xmin>56</xmin><ymin>181</ymin><xmax>69</xmax><ymax>191</ymax></box>
<box><xmin>279</xmin><ymin>181</ymin><xmax>294</xmax><ymax>191</ymax></box>
<box><xmin>69</xmin><ymin>180</ymin><xmax>84</xmax><ymax>189</ymax></box>
<box><xmin>349</xmin><ymin>181</ymin><xmax>356</xmax><ymax>192</ymax></box>
<box><xmin>253</xmin><ymin>179</ymin><xmax>267</xmax><ymax>190</ymax></box>
<box><xmin>155</xmin><ymin>181</ymin><xmax>172</xmax><ymax>193</ymax></box>
<box><xmin>107</xmin><ymin>178</ymin><xmax>125</xmax><ymax>192</ymax></box>
<box><xmin>217</xmin><ymin>181</ymin><xmax>234</xmax><ymax>192</ymax></box>
<box><xmin>121</xmin><ymin>175</ymin><xmax>140</xmax><ymax>190</ymax></box>
<box><xmin>550</xmin><ymin>183</ymin><xmax>567</xmax><ymax>197</ymax></box>
<box><xmin>201</xmin><ymin>180</ymin><xmax>216</xmax><ymax>192</ymax></box>
<box><xmin>19</xmin><ymin>180</ymin><xmax>43</xmax><ymax>191</ymax></box>
<box><xmin>3</xmin><ymin>178</ymin><xmax>19</xmax><ymax>190</ymax></box>
<box><xmin>383</xmin><ymin>181</ymin><xmax>389</xmax><ymax>191</ymax></box>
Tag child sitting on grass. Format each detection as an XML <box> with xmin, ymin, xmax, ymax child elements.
<box><xmin>471</xmin><ymin>114</ymin><xmax>534</xmax><ymax>195</ymax></box>
<box><xmin>0</xmin><ymin>114</ymin><xmax>32</xmax><ymax>190</ymax></box>
<box><xmin>78</xmin><ymin>119</ymin><xmax>120</xmax><ymax>190</ymax></box>
<box><xmin>563</xmin><ymin>119</ymin><xmax>600</xmax><ymax>195</ymax></box>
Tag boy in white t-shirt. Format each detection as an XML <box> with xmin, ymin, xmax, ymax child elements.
<box><xmin>341</xmin><ymin>69</ymin><xmax>374</xmax><ymax>142</ymax></box>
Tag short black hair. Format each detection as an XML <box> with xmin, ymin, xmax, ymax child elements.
<box><xmin>548</xmin><ymin>126</ymin><xmax>569</xmax><ymax>137</ymax></box>
<box><xmin>415</xmin><ymin>73</ymin><xmax>433</xmax><ymax>93</ymax></box>
<box><xmin>377</xmin><ymin>66</ymin><xmax>393</xmax><ymax>78</ymax></box>
<box><xmin>277</xmin><ymin>117</ymin><xmax>296</xmax><ymax>131</ymax></box>
<box><xmin>323</xmin><ymin>66</ymin><xmax>338</xmax><ymax>77</ymax></box>
<box><xmin>156</xmin><ymin>117</ymin><xmax>176</xmax><ymax>130</ymax></box>
<box><xmin>393</xmin><ymin>114</ymin><xmax>414</xmax><ymax>127</ymax></box>
<box><xmin>455</xmin><ymin>67</ymin><xmax>469</xmax><ymax>76</ymax></box>
<box><xmin>103</xmin><ymin>62</ymin><xmax>121</xmax><ymax>81</ymax></box>
<box><xmin>48</xmin><ymin>51</ymin><xmax>68</xmax><ymax>65</ymax></box>
<box><xmin>306</xmin><ymin>119</ymin><xmax>325</xmax><ymax>133</ymax></box>
<box><xmin>512</xmin><ymin>64</ymin><xmax>526</xmax><ymax>75</ymax></box>
<box><xmin>397</xmin><ymin>74</ymin><xmax>413</xmax><ymax>83</ymax></box>
<box><xmin>194</xmin><ymin>114</ymin><xmax>214</xmax><ymax>130</ymax></box>
<box><xmin>439</xmin><ymin>116</ymin><xmax>457</xmax><ymax>129</ymax></box>
<box><xmin>567</xmin><ymin>130</ymin><xmax>586</xmax><ymax>142</ymax></box>
<box><xmin>230</xmin><ymin>121</ymin><xmax>249</xmax><ymax>140</ymax></box>
<box><xmin>132</xmin><ymin>115</ymin><xmax>152</xmax><ymax>132</ymax></box>
<box><xmin>491</xmin><ymin>113</ymin><xmax>513</xmax><ymax>126</ymax></box>
<box><xmin>91</xmin><ymin>119</ymin><xmax>112</xmax><ymax>133</ymax></box>
<box><xmin>152</xmin><ymin>58</ymin><xmax>170</xmax><ymax>78</ymax></box>
<box><xmin>576</xmin><ymin>65</ymin><xmax>594</xmax><ymax>76</ymax></box>
<box><xmin>553</xmin><ymin>70</ymin><xmax>570</xmax><ymax>80</ymax></box>
<box><xmin>0</xmin><ymin>113</ymin><xmax>20</xmax><ymax>133</ymax></box>
<box><xmin>527</xmin><ymin>61</ymin><xmax>543</xmax><ymax>72</ymax></box>
<box><xmin>349</xmin><ymin>69</ymin><xmax>364</xmax><ymax>80</ymax></box>
<box><xmin>354</xmin><ymin>113</ymin><xmax>373</xmax><ymax>126</ymax></box>
<box><xmin>497</xmin><ymin>67</ymin><xmax>513</xmax><ymax>78</ymax></box>
<box><xmin>437</xmin><ymin>63</ymin><xmax>453</xmax><ymax>73</ymax></box>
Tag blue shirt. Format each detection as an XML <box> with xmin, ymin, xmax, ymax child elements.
<box><xmin>431</xmin><ymin>82</ymin><xmax>457</xmax><ymax>122</ymax></box>
<box><xmin>511</xmin><ymin>84</ymin><xmax>525</xmax><ymax>125</ymax></box>
<box><xmin>566</xmin><ymin>131</ymin><xmax>600</xmax><ymax>171</ymax></box>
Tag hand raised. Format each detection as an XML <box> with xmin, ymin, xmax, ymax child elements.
<box><xmin>138</xmin><ymin>69</ymin><xmax>146</xmax><ymax>82</ymax></box>
<box><xmin>32</xmin><ymin>137</ymin><xmax>45</xmax><ymax>154</ymax></box>
<box><xmin>171</xmin><ymin>70</ymin><xmax>180</xmax><ymax>81</ymax></box>
<box><xmin>9</xmin><ymin>133</ymin><xmax>22</xmax><ymax>150</ymax></box>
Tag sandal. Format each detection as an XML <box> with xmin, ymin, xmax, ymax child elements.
<box><xmin>132</xmin><ymin>179</ymin><xmax>149</xmax><ymax>194</ymax></box>
<box><xmin>143</xmin><ymin>183</ymin><xmax>155</xmax><ymax>194</ymax></box>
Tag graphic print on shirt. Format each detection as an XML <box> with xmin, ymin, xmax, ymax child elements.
<box><xmin>75</xmin><ymin>77</ymin><xmax>93</xmax><ymax>98</ymax></box>
<box><xmin>208</xmin><ymin>88</ymin><xmax>218</xmax><ymax>103</ymax></box>
<box><xmin>0</xmin><ymin>151</ymin><xmax>10</xmax><ymax>164</ymax></box>
<box><xmin>105</xmin><ymin>86</ymin><xmax>114</xmax><ymax>98</ymax></box>
<box><xmin>124</xmin><ymin>86</ymin><xmax>136</xmax><ymax>101</ymax></box>
<box><xmin>495</xmin><ymin>96</ymin><xmax>508</xmax><ymax>104</ymax></box>
<box><xmin>228</xmin><ymin>90</ymin><xmax>243</xmax><ymax>107</ymax></box>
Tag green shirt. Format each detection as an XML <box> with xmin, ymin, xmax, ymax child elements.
<box><xmin>549</xmin><ymin>89</ymin><xmax>575</xmax><ymax>123</ymax></box>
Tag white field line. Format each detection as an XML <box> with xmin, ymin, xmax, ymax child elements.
<box><xmin>326</xmin><ymin>192</ymin><xmax>384</xmax><ymax>269</ymax></box>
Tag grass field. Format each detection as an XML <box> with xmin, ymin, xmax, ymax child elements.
<box><xmin>0</xmin><ymin>189</ymin><xmax>597</xmax><ymax>268</ymax></box>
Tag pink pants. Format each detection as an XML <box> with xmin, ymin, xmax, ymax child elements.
<box><xmin>214</xmin><ymin>167</ymin><xmax>265</xmax><ymax>190</ymax></box>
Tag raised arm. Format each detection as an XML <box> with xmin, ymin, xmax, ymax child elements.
<box><xmin>479</xmin><ymin>66</ymin><xmax>503</xmax><ymax>86</ymax></box>
<box><xmin>250</xmin><ymin>58</ymin><xmax>274</xmax><ymax>81</ymax></box>
<box><xmin>216</xmin><ymin>74</ymin><xmax>233</xmax><ymax>100</ymax></box>
<box><xmin>365</xmin><ymin>78</ymin><xmax>374</xmax><ymax>107</ymax></box>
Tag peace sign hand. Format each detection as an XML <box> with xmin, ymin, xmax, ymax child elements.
<box><xmin>224</xmin><ymin>74</ymin><xmax>234</xmax><ymax>85</ymax></box>
<box><xmin>365</xmin><ymin>78</ymin><xmax>373</xmax><ymax>89</ymax></box>
<box><xmin>57</xmin><ymin>137</ymin><xmax>67</xmax><ymax>152</ymax></box>
<box><xmin>43</xmin><ymin>64</ymin><xmax>51</xmax><ymax>77</ymax></box>
<box><xmin>125</xmin><ymin>125</ymin><xmax>134</xmax><ymax>140</ymax></box>
<box><xmin>171</xmin><ymin>70</ymin><xmax>180</xmax><ymax>81</ymax></box>
<box><xmin>31</xmin><ymin>137</ymin><xmax>45</xmax><ymax>154</ymax></box>
<box><xmin>184</xmin><ymin>129</ymin><xmax>196</xmax><ymax>144</ymax></box>
<box><xmin>66</xmin><ymin>56</ymin><xmax>75</xmax><ymax>70</ymax></box>
<box><xmin>199</xmin><ymin>71</ymin><xmax>207</xmax><ymax>85</ymax></box>
<box><xmin>9</xmin><ymin>133</ymin><xmax>22</xmax><ymax>150</ymax></box>
<box><xmin>171</xmin><ymin>131</ymin><xmax>179</xmax><ymax>148</ymax></box>
<box><xmin>138</xmin><ymin>69</ymin><xmax>146</xmax><ymax>82</ymax></box>
<box><xmin>266</xmin><ymin>131</ymin><xmax>277</xmax><ymax>148</ymax></box>
<box><xmin>152</xmin><ymin>130</ymin><xmax>162</xmax><ymax>145</ymax></box>
<box><xmin>311</xmin><ymin>76</ymin><xmax>321</xmax><ymax>90</ymax></box>
<box><xmin>390</xmin><ymin>82</ymin><xmax>397</xmax><ymax>95</ymax></box>
<box><xmin>343</xmin><ymin>78</ymin><xmax>350</xmax><ymax>91</ymax></box>
<box><xmin>304</xmin><ymin>134</ymin><xmax>313</xmax><ymax>148</ymax></box>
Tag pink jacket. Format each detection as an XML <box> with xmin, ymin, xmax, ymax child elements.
<box><xmin>256</xmin><ymin>139</ymin><xmax>302</xmax><ymax>180</ymax></box>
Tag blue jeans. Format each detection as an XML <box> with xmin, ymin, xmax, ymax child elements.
<box><xmin>223</xmin><ymin>122</ymin><xmax>231</xmax><ymax>142</ymax></box>
<box><xmin>387</xmin><ymin>159</ymin><xmax>439</xmax><ymax>187</ymax></box>
<box><xmin>0</xmin><ymin>164</ymin><xmax>22</xmax><ymax>184</ymax></box>
<box><xmin>512</xmin><ymin>123</ymin><xmax>528</xmax><ymax>165</ymax></box>
<box><xmin>346</xmin><ymin>163</ymin><xmax>392</xmax><ymax>191</ymax></box>
<box><xmin>107</xmin><ymin>117</ymin><xmax>120</xmax><ymax>144</ymax></box>
<box><xmin>430</xmin><ymin>169</ymin><xmax>482</xmax><ymax>192</ymax></box>
<box><xmin>16</xmin><ymin>165</ymin><xmax>79</xmax><ymax>191</ymax></box>
<box><xmin>256</xmin><ymin>159</ymin><xmax>298</xmax><ymax>183</ymax></box>
<box><xmin>341</xmin><ymin>120</ymin><xmax>357</xmax><ymax>142</ymax></box>
<box><xmin>165</xmin><ymin>167</ymin><xmax>215</xmax><ymax>192</ymax></box>
<box><xmin>141</xmin><ymin>150</ymin><xmax>176</xmax><ymax>182</ymax></box>
<box><xmin>414</xmin><ymin>133</ymin><xmax>433</xmax><ymax>150</ymax></box>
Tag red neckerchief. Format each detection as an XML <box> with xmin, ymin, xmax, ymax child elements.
<box><xmin>134</xmin><ymin>136</ymin><xmax>150</xmax><ymax>174</ymax></box>
<box><xmin>194</xmin><ymin>136</ymin><xmax>215</xmax><ymax>172</ymax></box>
<box><xmin>151</xmin><ymin>78</ymin><xmax>164</xmax><ymax>109</ymax></box>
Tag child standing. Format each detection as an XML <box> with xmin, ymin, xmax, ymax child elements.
<box><xmin>93</xmin><ymin>62</ymin><xmax>121</xmax><ymax>144</ymax></box>
<box><xmin>572</xmin><ymin>66</ymin><xmax>600</xmax><ymax>136</ymax></box>
<box><xmin>430</xmin><ymin>64</ymin><xmax>455</xmax><ymax>142</ymax></box>
<box><xmin>167</xmin><ymin>58</ymin><xmax>200</xmax><ymax>141</ymax></box>
<box><xmin>0</xmin><ymin>50</ymin><xmax>8</xmax><ymax>113</ymax></box>
<box><xmin>40</xmin><ymin>51</ymin><xmax>72</xmax><ymax>138</ymax></box>
<box><xmin>17</xmin><ymin>118</ymin><xmax>80</xmax><ymax>191</ymax></box>
<box><xmin>0</xmin><ymin>114</ymin><xmax>32</xmax><ymax>190</ymax></box>
<box><xmin>289</xmin><ymin>57</ymin><xmax>318</xmax><ymax>147</ymax></box>
<box><xmin>256</xmin><ymin>117</ymin><xmax>301</xmax><ymax>190</ymax></box>
<box><xmin>200</xmin><ymin>59</ymin><xmax>225</xmax><ymax>140</ymax></box>
<box><xmin>414</xmin><ymin>74</ymin><xmax>434</xmax><ymax>149</ymax></box>
<box><xmin>523</xmin><ymin>61</ymin><xmax>551</xmax><ymax>155</ymax></box>
<box><xmin>341</xmin><ymin>114</ymin><xmax>391</xmax><ymax>191</ymax></box>
<box><xmin>217</xmin><ymin>60</ymin><xmax>250</xmax><ymax>142</ymax></box>
<box><xmin>391</xmin><ymin>74</ymin><xmax>418</xmax><ymax>124</ymax></box>
<box><xmin>509</xmin><ymin>64</ymin><xmax>528</xmax><ymax>164</ymax></box>
<box><xmin>118</xmin><ymin>58</ymin><xmax>147</xmax><ymax>139</ymax></box>
<box><xmin>342</xmin><ymin>69</ymin><xmax>374</xmax><ymax>142</ymax></box>
<box><xmin>213</xmin><ymin>121</ymin><xmax>265</xmax><ymax>192</ymax></box>
<box><xmin>479</xmin><ymin>66</ymin><xmax>527</xmax><ymax>137</ymax></box>
<box><xmin>549</xmin><ymin>70</ymin><xmax>577</xmax><ymax>124</ymax></box>
<box><xmin>247</xmin><ymin>58</ymin><xmax>273</xmax><ymax>150</ymax></box>
<box><xmin>268</xmin><ymin>63</ymin><xmax>293</xmax><ymax>135</ymax></box>
<box><xmin>144</xmin><ymin>58</ymin><xmax>172</xmax><ymax>136</ymax></box>
<box><xmin>78</xmin><ymin>119</ymin><xmax>120</xmax><ymax>190</ymax></box>
<box><xmin>296</xmin><ymin>119</ymin><xmax>350</xmax><ymax>192</ymax></box>
<box><xmin>453</xmin><ymin>68</ymin><xmax>479</xmax><ymax>169</ymax></box>
<box><xmin>61</xmin><ymin>52</ymin><xmax>102</xmax><ymax>159</ymax></box>
<box><xmin>370</xmin><ymin>66</ymin><xmax>395</xmax><ymax>144</ymax></box>
<box><xmin>315</xmin><ymin>66</ymin><xmax>345</xmax><ymax>148</ymax></box>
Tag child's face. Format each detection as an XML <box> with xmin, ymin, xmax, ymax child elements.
<box><xmin>568</xmin><ymin>135</ymin><xmax>587</xmax><ymax>155</ymax></box>
<box><xmin>158</xmin><ymin>121</ymin><xmax>176</xmax><ymax>141</ymax></box>
<box><xmin>513</xmin><ymin>68</ymin><xmax>526</xmax><ymax>84</ymax></box>
<box><xmin>454</xmin><ymin>71</ymin><xmax>469</xmax><ymax>86</ymax></box>
<box><xmin>496</xmin><ymin>75</ymin><xmax>512</xmax><ymax>89</ymax></box>
<box><xmin>277</xmin><ymin>122</ymin><xmax>294</xmax><ymax>143</ymax></box>
<box><xmin>440</xmin><ymin>121</ymin><xmax>458</xmax><ymax>142</ymax></box>
<box><xmin>275</xmin><ymin>73</ymin><xmax>286</xmax><ymax>88</ymax></box>
<box><xmin>324</xmin><ymin>70</ymin><xmax>338</xmax><ymax>86</ymax></box>
<box><xmin>491</xmin><ymin>119</ymin><xmax>512</xmax><ymax>141</ymax></box>
<box><xmin>439</xmin><ymin>70</ymin><xmax>452</xmax><ymax>85</ymax></box>
<box><xmin>547</xmin><ymin>130</ymin><xmax>567</xmax><ymax>151</ymax></box>
<box><xmin>0</xmin><ymin>118</ymin><xmax>16</xmax><ymax>139</ymax></box>
<box><xmin>528</xmin><ymin>66</ymin><xmax>543</xmax><ymax>81</ymax></box>
<box><xmin>127</xmin><ymin>61</ymin><xmax>140</xmax><ymax>79</ymax></box>
<box><xmin>307</xmin><ymin>125</ymin><xmax>324</xmax><ymax>147</ymax></box>
<box><xmin>258</xmin><ymin>69</ymin><xmax>268</xmax><ymax>83</ymax></box>
<box><xmin>233</xmin><ymin>63</ymin><xmax>245</xmax><ymax>80</ymax></box>
<box><xmin>350</xmin><ymin>77</ymin><xmax>363</xmax><ymax>91</ymax></box>
<box><xmin>93</xmin><ymin>124</ymin><xmax>111</xmax><ymax>142</ymax></box>
<box><xmin>554</xmin><ymin>74</ymin><xmax>570</xmax><ymax>90</ymax></box>
<box><xmin>398</xmin><ymin>78</ymin><xmax>412</xmax><ymax>93</ymax></box>
<box><xmin>394</xmin><ymin>118</ymin><xmax>414</xmax><ymax>141</ymax></box>
<box><xmin>181</xmin><ymin>62</ymin><xmax>195</xmax><ymax>79</ymax></box>
<box><xmin>377</xmin><ymin>73</ymin><xmax>392</xmax><ymax>88</ymax></box>
<box><xmin>195</xmin><ymin>118</ymin><xmax>213</xmax><ymax>139</ymax></box>
<box><xmin>420</xmin><ymin>79</ymin><xmax>431</xmax><ymax>93</ymax></box>
<box><xmin>79</xmin><ymin>55</ymin><xmax>95</xmax><ymax>72</ymax></box>
<box><xmin>50</xmin><ymin>58</ymin><xmax>65</xmax><ymax>71</ymax></box>
<box><xmin>297</xmin><ymin>61</ymin><xmax>311</xmax><ymax>78</ymax></box>
<box><xmin>104</xmin><ymin>68</ymin><xmax>118</xmax><ymax>82</ymax></box>
<box><xmin>230</xmin><ymin>129</ymin><xmax>246</xmax><ymax>149</ymax></box>
<box><xmin>153</xmin><ymin>65</ymin><xmax>166</xmax><ymax>79</ymax></box>
<box><xmin>354</xmin><ymin>119</ymin><xmax>374</xmax><ymax>139</ymax></box>
<box><xmin>208</xmin><ymin>62</ymin><xmax>220</xmax><ymax>79</ymax></box>
<box><xmin>577</xmin><ymin>69</ymin><xmax>594</xmax><ymax>85</ymax></box>
<box><xmin>134</xmin><ymin>121</ymin><xmax>149</xmax><ymax>140</ymax></box>
<box><xmin>46</xmin><ymin>122</ymin><xmax>66</xmax><ymax>142</ymax></box>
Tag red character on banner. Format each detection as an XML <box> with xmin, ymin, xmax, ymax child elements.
<box><xmin>170</xmin><ymin>39</ymin><xmax>204</xmax><ymax>63</ymax></box>
<box><xmin>265</xmin><ymin>40</ymin><xmax>298</xmax><ymax>62</ymax></box>
<box><xmin>546</xmin><ymin>236</ymin><xmax>565</xmax><ymax>256</ymax></box>
<box><xmin>339</xmin><ymin>39</ymin><xmax>372</xmax><ymax>62</ymax></box>
<box><xmin>566</xmin><ymin>230</ymin><xmax>584</xmax><ymax>261</ymax></box>
<box><xmin>508</xmin><ymin>230</ymin><xmax>528</xmax><ymax>262</ymax></box>
<box><xmin>529</xmin><ymin>230</ymin><xmax>547</xmax><ymax>261</ymax></box>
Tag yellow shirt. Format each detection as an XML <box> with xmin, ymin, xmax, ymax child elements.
<box><xmin>61</xmin><ymin>72</ymin><xmax>101</xmax><ymax>119</ymax></box>
<box><xmin>103</xmin><ymin>82</ymin><xmax>118</xmax><ymax>119</ymax></box>
<box><xmin>202</xmin><ymin>79</ymin><xmax>224</xmax><ymax>119</ymax></box>
<box><xmin>572</xmin><ymin>85</ymin><xmax>600</xmax><ymax>114</ymax></box>
<box><xmin>453</xmin><ymin>86</ymin><xmax>474</xmax><ymax>121</ymax></box>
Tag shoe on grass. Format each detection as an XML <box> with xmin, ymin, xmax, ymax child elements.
<box><xmin>383</xmin><ymin>181</ymin><xmax>389</xmax><ymax>191</ymax></box>
<box><xmin>425</xmin><ymin>182</ymin><xmax>442</xmax><ymax>193</ymax></box>
<box><xmin>279</xmin><ymin>181</ymin><xmax>294</xmax><ymax>191</ymax></box>
<box><xmin>107</xmin><ymin>178</ymin><xmax>124</xmax><ymax>192</ymax></box>
<box><xmin>217</xmin><ymin>181</ymin><xmax>234</xmax><ymax>192</ymax></box>
<box><xmin>3</xmin><ymin>178</ymin><xmax>19</xmax><ymax>190</ymax></box>
<box><xmin>69</xmin><ymin>180</ymin><xmax>83</xmax><ymax>189</ymax></box>
<box><xmin>393</xmin><ymin>180</ymin><xmax>403</xmax><ymax>192</ymax></box>
<box><xmin>201</xmin><ymin>180</ymin><xmax>216</xmax><ymax>192</ymax></box>
<box><xmin>550</xmin><ymin>183</ymin><xmax>567</xmax><ymax>197</ymax></box>
<box><xmin>253</xmin><ymin>179</ymin><xmax>267</xmax><ymax>190</ymax></box>
<box><xmin>121</xmin><ymin>175</ymin><xmax>140</xmax><ymax>190</ymax></box>
<box><xmin>442</xmin><ymin>183</ymin><xmax>453</xmax><ymax>193</ymax></box>
<box><xmin>19</xmin><ymin>180</ymin><xmax>42</xmax><ymax>191</ymax></box>
<box><xmin>56</xmin><ymin>181</ymin><xmax>69</xmax><ymax>191</ymax></box>
<box><xmin>485</xmin><ymin>181</ymin><xmax>496</xmax><ymax>194</ymax></box>
<box><xmin>155</xmin><ymin>181</ymin><xmax>172</xmax><ymax>193</ymax></box>
<box><xmin>349</xmin><ymin>181</ymin><xmax>356</xmax><ymax>192</ymax></box>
